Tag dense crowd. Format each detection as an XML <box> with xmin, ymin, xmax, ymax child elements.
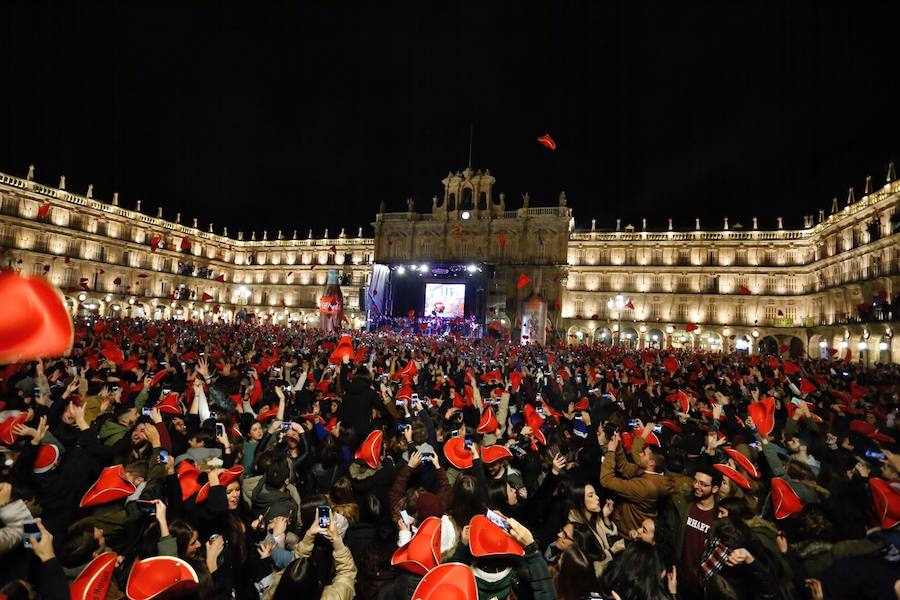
<box><xmin>0</xmin><ymin>317</ymin><xmax>898</xmax><ymax>600</ymax></box>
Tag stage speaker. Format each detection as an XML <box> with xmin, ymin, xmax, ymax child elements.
<box><xmin>358</xmin><ymin>287</ymin><xmax>367</xmax><ymax>310</ymax></box>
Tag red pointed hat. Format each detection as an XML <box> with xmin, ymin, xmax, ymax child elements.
<box><xmin>443</xmin><ymin>437</ymin><xmax>474</xmax><ymax>470</ymax></box>
<box><xmin>410</xmin><ymin>562</ymin><xmax>478</xmax><ymax>600</ymax></box>
<box><xmin>33</xmin><ymin>443</ymin><xmax>60</xmax><ymax>474</ymax></box>
<box><xmin>660</xmin><ymin>419</ymin><xmax>682</xmax><ymax>434</ymax></box>
<box><xmin>468</xmin><ymin>515</ymin><xmax>524</xmax><ymax>557</ymax></box>
<box><xmin>196</xmin><ymin>466</ymin><xmax>244</xmax><ymax>504</ymax></box>
<box><xmin>479</xmin><ymin>369</ymin><xmax>502</xmax><ymax>384</ymax></box>
<box><xmin>101</xmin><ymin>347</ymin><xmax>125</xmax><ymax>365</ymax></box>
<box><xmin>748</xmin><ymin>396</ymin><xmax>776</xmax><ymax>436</ymax></box>
<box><xmin>354</xmin><ymin>430</ymin><xmax>383</xmax><ymax>469</ymax></box>
<box><xmin>256</xmin><ymin>407</ymin><xmax>279</xmax><ymax>422</ymax></box>
<box><xmin>393</xmin><ymin>360</ymin><xmax>418</xmax><ymax>381</ymax></box>
<box><xmin>724</xmin><ymin>447</ymin><xmax>759</xmax><ymax>479</ymax></box>
<box><xmin>635</xmin><ymin>429</ymin><xmax>662</xmax><ymax>447</ymax></box>
<box><xmin>125</xmin><ymin>555</ymin><xmax>199</xmax><ymax>600</ymax></box>
<box><xmin>509</xmin><ymin>371</ymin><xmax>524</xmax><ymax>392</ymax></box>
<box><xmin>481</xmin><ymin>445</ymin><xmax>513</xmax><ymax>464</ymax></box>
<box><xmin>0</xmin><ymin>413</ymin><xmax>29</xmax><ymax>446</ymax></box>
<box><xmin>476</xmin><ymin>408</ymin><xmax>499</xmax><ymax>434</ymax></box>
<box><xmin>80</xmin><ymin>465</ymin><xmax>136</xmax><ymax>508</ymax></box>
<box><xmin>177</xmin><ymin>461</ymin><xmax>202</xmax><ymax>502</ymax></box>
<box><xmin>771</xmin><ymin>477</ymin><xmax>803</xmax><ymax>519</ymax></box>
<box><xmin>869</xmin><ymin>478</ymin><xmax>900</xmax><ymax>529</ymax></box>
<box><xmin>0</xmin><ymin>270</ymin><xmax>74</xmax><ymax>365</ymax></box>
<box><xmin>328</xmin><ymin>334</ymin><xmax>355</xmax><ymax>365</ymax></box>
<box><xmin>391</xmin><ymin>516</ymin><xmax>442</xmax><ymax>575</ymax></box>
<box><xmin>154</xmin><ymin>393</ymin><xmax>183</xmax><ymax>416</ymax></box>
<box><xmin>70</xmin><ymin>551</ymin><xmax>117</xmax><ymax>600</ymax></box>
<box><xmin>713</xmin><ymin>464</ymin><xmax>751</xmax><ymax>490</ymax></box>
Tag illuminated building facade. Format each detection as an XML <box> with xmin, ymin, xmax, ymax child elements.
<box><xmin>0</xmin><ymin>162</ymin><xmax>897</xmax><ymax>363</ymax></box>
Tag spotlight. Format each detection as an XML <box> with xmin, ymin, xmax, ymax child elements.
<box><xmin>397</xmin><ymin>266</ymin><xmax>406</xmax><ymax>275</ymax></box>
<box><xmin>466</xmin><ymin>264</ymin><xmax>477</xmax><ymax>273</ymax></box>
<box><xmin>420</xmin><ymin>264</ymin><xmax>428</xmax><ymax>272</ymax></box>
<box><xmin>461</xmin><ymin>211</ymin><xmax>470</xmax><ymax>220</ymax></box>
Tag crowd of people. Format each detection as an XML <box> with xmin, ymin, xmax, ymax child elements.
<box><xmin>0</xmin><ymin>317</ymin><xmax>898</xmax><ymax>600</ymax></box>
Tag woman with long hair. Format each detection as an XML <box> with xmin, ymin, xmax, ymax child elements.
<box><xmin>603</xmin><ymin>541</ymin><xmax>675</xmax><ymax>600</ymax></box>
<box><xmin>567</xmin><ymin>482</ymin><xmax>619</xmax><ymax>572</ymax></box>
<box><xmin>556</xmin><ymin>546</ymin><xmax>601</xmax><ymax>600</ymax></box>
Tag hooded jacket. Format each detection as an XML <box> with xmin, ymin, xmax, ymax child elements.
<box><xmin>249</xmin><ymin>478</ymin><xmax>299</xmax><ymax>523</ymax></box>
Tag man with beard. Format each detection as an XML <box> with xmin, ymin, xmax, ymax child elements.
<box><xmin>664</xmin><ymin>466</ymin><xmax>722</xmax><ymax>600</ymax></box>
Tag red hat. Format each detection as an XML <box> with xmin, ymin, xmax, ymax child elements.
<box><xmin>481</xmin><ymin>445</ymin><xmax>513</xmax><ymax>464</ymax></box>
<box><xmin>443</xmin><ymin>437</ymin><xmax>473</xmax><ymax>470</ymax></box>
<box><xmin>848</xmin><ymin>419</ymin><xmax>895</xmax><ymax>444</ymax></box>
<box><xmin>328</xmin><ymin>334</ymin><xmax>355</xmax><ymax>365</ymax></box>
<box><xmin>621</xmin><ymin>431</ymin><xmax>635</xmax><ymax>452</ymax></box>
<box><xmin>479</xmin><ymin>369</ymin><xmax>502</xmax><ymax>384</ymax></box>
<box><xmin>354</xmin><ymin>430</ymin><xmax>383</xmax><ymax>469</ymax></box>
<box><xmin>771</xmin><ymin>478</ymin><xmax>803</xmax><ymax>519</ymax></box>
<box><xmin>177</xmin><ymin>461</ymin><xmax>202</xmax><ymax>501</ymax></box>
<box><xmin>666</xmin><ymin>390</ymin><xmax>690</xmax><ymax>414</ymax></box>
<box><xmin>468</xmin><ymin>515</ymin><xmax>524</xmax><ymax>557</ymax></box>
<box><xmin>714</xmin><ymin>464</ymin><xmax>751</xmax><ymax>490</ymax></box>
<box><xmin>70</xmin><ymin>551</ymin><xmax>118</xmax><ymax>600</ymax></box>
<box><xmin>125</xmin><ymin>555</ymin><xmax>199</xmax><ymax>600</ymax></box>
<box><xmin>80</xmin><ymin>465</ymin><xmax>136</xmax><ymax>508</ymax></box>
<box><xmin>509</xmin><ymin>371</ymin><xmax>524</xmax><ymax>392</ymax></box>
<box><xmin>663</xmin><ymin>356</ymin><xmax>678</xmax><ymax>374</ymax></box>
<box><xmin>33</xmin><ymin>444</ymin><xmax>60</xmax><ymax>474</ymax></box>
<box><xmin>196</xmin><ymin>466</ymin><xmax>244</xmax><ymax>503</ymax></box>
<box><xmin>101</xmin><ymin>347</ymin><xmax>125</xmax><ymax>365</ymax></box>
<box><xmin>660</xmin><ymin>419</ymin><xmax>682</xmax><ymax>434</ymax></box>
<box><xmin>391</xmin><ymin>516</ymin><xmax>442</xmax><ymax>575</ymax></box>
<box><xmin>256</xmin><ymin>407</ymin><xmax>279</xmax><ymax>422</ymax></box>
<box><xmin>638</xmin><ymin>429</ymin><xmax>662</xmax><ymax>447</ymax></box>
<box><xmin>782</xmin><ymin>360</ymin><xmax>800</xmax><ymax>374</ymax></box>
<box><xmin>724</xmin><ymin>447</ymin><xmax>759</xmax><ymax>479</ymax></box>
<box><xmin>149</xmin><ymin>370</ymin><xmax>169</xmax><ymax>388</ymax></box>
<box><xmin>395</xmin><ymin>387</ymin><xmax>413</xmax><ymax>403</ymax></box>
<box><xmin>574</xmin><ymin>397</ymin><xmax>590</xmax><ymax>411</ymax></box>
<box><xmin>0</xmin><ymin>271</ymin><xmax>74</xmax><ymax>364</ymax></box>
<box><xmin>154</xmin><ymin>393</ymin><xmax>183</xmax><ymax>416</ymax></box>
<box><xmin>410</xmin><ymin>562</ymin><xmax>478</xmax><ymax>600</ymax></box>
<box><xmin>476</xmin><ymin>408</ymin><xmax>499</xmax><ymax>434</ymax></box>
<box><xmin>748</xmin><ymin>397</ymin><xmax>776</xmax><ymax>436</ymax></box>
<box><xmin>0</xmin><ymin>413</ymin><xmax>28</xmax><ymax>446</ymax></box>
<box><xmin>394</xmin><ymin>360</ymin><xmax>418</xmax><ymax>381</ymax></box>
<box><xmin>869</xmin><ymin>478</ymin><xmax>900</xmax><ymax>529</ymax></box>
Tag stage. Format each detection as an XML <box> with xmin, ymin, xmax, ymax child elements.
<box><xmin>365</xmin><ymin>261</ymin><xmax>490</xmax><ymax>336</ymax></box>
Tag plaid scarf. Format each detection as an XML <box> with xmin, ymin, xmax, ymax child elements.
<box><xmin>699</xmin><ymin>538</ymin><xmax>732</xmax><ymax>585</ymax></box>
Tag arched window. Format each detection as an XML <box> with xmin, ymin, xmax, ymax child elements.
<box><xmin>461</xmin><ymin>187</ymin><xmax>473</xmax><ymax>210</ymax></box>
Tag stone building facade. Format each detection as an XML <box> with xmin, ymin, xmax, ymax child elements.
<box><xmin>0</xmin><ymin>163</ymin><xmax>897</xmax><ymax>363</ymax></box>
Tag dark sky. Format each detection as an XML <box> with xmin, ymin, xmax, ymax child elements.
<box><xmin>2</xmin><ymin>2</ymin><xmax>899</xmax><ymax>236</ymax></box>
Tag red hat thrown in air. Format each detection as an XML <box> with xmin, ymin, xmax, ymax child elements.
<box><xmin>70</xmin><ymin>551</ymin><xmax>117</xmax><ymax>600</ymax></box>
<box><xmin>125</xmin><ymin>555</ymin><xmax>199</xmax><ymax>600</ymax></box>
<box><xmin>0</xmin><ymin>413</ymin><xmax>28</xmax><ymax>446</ymax></box>
<box><xmin>391</xmin><ymin>516</ymin><xmax>442</xmax><ymax>575</ymax></box>
<box><xmin>354</xmin><ymin>430</ymin><xmax>383</xmax><ymax>469</ymax></box>
<box><xmin>80</xmin><ymin>465</ymin><xmax>136</xmax><ymax>508</ymax></box>
<box><xmin>0</xmin><ymin>270</ymin><xmax>74</xmax><ymax>365</ymax></box>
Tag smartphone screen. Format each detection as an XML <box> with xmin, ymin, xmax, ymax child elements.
<box><xmin>159</xmin><ymin>449</ymin><xmax>169</xmax><ymax>464</ymax></box>
<box><xmin>137</xmin><ymin>500</ymin><xmax>157</xmax><ymax>515</ymax></box>
<box><xmin>317</xmin><ymin>505</ymin><xmax>331</xmax><ymax>529</ymax></box>
<box><xmin>400</xmin><ymin>509</ymin><xmax>412</xmax><ymax>525</ymax></box>
<box><xmin>216</xmin><ymin>423</ymin><xmax>225</xmax><ymax>437</ymax></box>
<box><xmin>485</xmin><ymin>509</ymin><xmax>511</xmax><ymax>533</ymax></box>
<box><xmin>23</xmin><ymin>521</ymin><xmax>40</xmax><ymax>548</ymax></box>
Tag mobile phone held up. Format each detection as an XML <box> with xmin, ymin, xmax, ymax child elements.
<box><xmin>158</xmin><ymin>449</ymin><xmax>169</xmax><ymax>465</ymax></box>
<box><xmin>23</xmin><ymin>521</ymin><xmax>41</xmax><ymax>548</ymax></box>
<box><xmin>137</xmin><ymin>500</ymin><xmax>157</xmax><ymax>515</ymax></box>
<box><xmin>317</xmin><ymin>505</ymin><xmax>331</xmax><ymax>529</ymax></box>
<box><xmin>215</xmin><ymin>423</ymin><xmax>226</xmax><ymax>438</ymax></box>
<box><xmin>485</xmin><ymin>509</ymin><xmax>511</xmax><ymax>533</ymax></box>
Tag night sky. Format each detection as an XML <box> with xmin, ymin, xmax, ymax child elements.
<box><xmin>2</xmin><ymin>2</ymin><xmax>899</xmax><ymax>237</ymax></box>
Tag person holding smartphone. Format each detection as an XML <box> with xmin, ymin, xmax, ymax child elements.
<box><xmin>267</xmin><ymin>505</ymin><xmax>358</xmax><ymax>599</ymax></box>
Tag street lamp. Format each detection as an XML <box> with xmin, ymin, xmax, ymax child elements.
<box><xmin>606</xmin><ymin>294</ymin><xmax>630</xmax><ymax>346</ymax></box>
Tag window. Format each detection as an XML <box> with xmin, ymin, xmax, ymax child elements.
<box><xmin>765</xmin><ymin>305</ymin><xmax>778</xmax><ymax>322</ymax></box>
<box><xmin>676</xmin><ymin>303</ymin><xmax>689</xmax><ymax>321</ymax></box>
<box><xmin>708</xmin><ymin>302</ymin><xmax>718</xmax><ymax>322</ymax></box>
<box><xmin>574</xmin><ymin>299</ymin><xmax>584</xmax><ymax>316</ymax></box>
<box><xmin>650</xmin><ymin>302</ymin><xmax>661</xmax><ymax>319</ymax></box>
<box><xmin>653</xmin><ymin>275</ymin><xmax>664</xmax><ymax>291</ymax></box>
<box><xmin>652</xmin><ymin>249</ymin><xmax>663</xmax><ymax>265</ymax></box>
<box><xmin>734</xmin><ymin>303</ymin><xmax>746</xmax><ymax>323</ymax></box>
